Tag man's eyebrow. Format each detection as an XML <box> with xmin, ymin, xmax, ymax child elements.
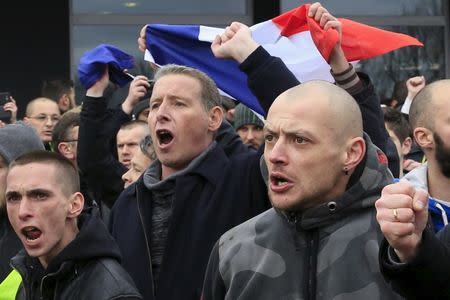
<box><xmin>263</xmin><ymin>123</ymin><xmax>274</xmax><ymax>132</ymax></box>
<box><xmin>26</xmin><ymin>188</ymin><xmax>52</xmax><ymax>197</ymax></box>
<box><xmin>5</xmin><ymin>191</ymin><xmax>20</xmax><ymax>199</ymax></box>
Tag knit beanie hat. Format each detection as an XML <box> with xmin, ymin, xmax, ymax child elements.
<box><xmin>0</xmin><ymin>122</ymin><xmax>45</xmax><ymax>164</ymax></box>
<box><xmin>233</xmin><ymin>103</ymin><xmax>264</xmax><ymax>130</ymax></box>
<box><xmin>132</xmin><ymin>99</ymin><xmax>150</xmax><ymax>120</ymax></box>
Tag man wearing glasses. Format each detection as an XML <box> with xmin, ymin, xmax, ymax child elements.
<box><xmin>24</xmin><ymin>97</ymin><xmax>61</xmax><ymax>150</ymax></box>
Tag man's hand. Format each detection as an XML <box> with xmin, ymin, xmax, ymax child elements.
<box><xmin>122</xmin><ymin>75</ymin><xmax>151</xmax><ymax>114</ymax></box>
<box><xmin>138</xmin><ymin>25</ymin><xmax>148</xmax><ymax>52</ymax></box>
<box><xmin>308</xmin><ymin>2</ymin><xmax>348</xmax><ymax>73</ymax></box>
<box><xmin>375</xmin><ymin>182</ymin><xmax>429</xmax><ymax>262</ymax></box>
<box><xmin>86</xmin><ymin>67</ymin><xmax>110</xmax><ymax>98</ymax></box>
<box><xmin>406</xmin><ymin>76</ymin><xmax>426</xmax><ymax>100</ymax></box>
<box><xmin>3</xmin><ymin>96</ymin><xmax>17</xmax><ymax>123</ymax></box>
<box><xmin>211</xmin><ymin>22</ymin><xmax>259</xmax><ymax>64</ymax></box>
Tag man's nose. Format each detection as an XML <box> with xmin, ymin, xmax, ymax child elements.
<box><xmin>155</xmin><ymin>100</ymin><xmax>170</xmax><ymax>122</ymax></box>
<box><xmin>122</xmin><ymin>171</ymin><xmax>131</xmax><ymax>186</ymax></box>
<box><xmin>268</xmin><ymin>139</ymin><xmax>288</xmax><ymax>165</ymax></box>
<box><xmin>18</xmin><ymin>198</ymin><xmax>33</xmax><ymax>220</ymax></box>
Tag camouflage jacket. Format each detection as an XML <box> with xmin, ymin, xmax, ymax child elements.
<box><xmin>202</xmin><ymin>136</ymin><xmax>403</xmax><ymax>300</ymax></box>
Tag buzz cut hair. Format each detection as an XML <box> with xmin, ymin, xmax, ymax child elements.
<box><xmin>52</xmin><ymin>111</ymin><xmax>80</xmax><ymax>149</ymax></box>
<box><xmin>119</xmin><ymin>120</ymin><xmax>148</xmax><ymax>131</ymax></box>
<box><xmin>41</xmin><ymin>79</ymin><xmax>74</xmax><ymax>102</ymax></box>
<box><xmin>9</xmin><ymin>150</ymin><xmax>79</xmax><ymax>196</ymax></box>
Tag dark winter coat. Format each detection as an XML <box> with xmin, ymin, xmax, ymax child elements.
<box><xmin>380</xmin><ymin>224</ymin><xmax>450</xmax><ymax>299</ymax></box>
<box><xmin>12</xmin><ymin>208</ymin><xmax>142</xmax><ymax>300</ymax></box>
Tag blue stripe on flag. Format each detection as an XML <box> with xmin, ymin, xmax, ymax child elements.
<box><xmin>146</xmin><ymin>24</ymin><xmax>265</xmax><ymax>115</ymax></box>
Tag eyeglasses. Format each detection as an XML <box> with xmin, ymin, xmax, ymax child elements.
<box><xmin>28</xmin><ymin>115</ymin><xmax>61</xmax><ymax>123</ymax></box>
<box><xmin>59</xmin><ymin>139</ymin><xmax>78</xmax><ymax>143</ymax></box>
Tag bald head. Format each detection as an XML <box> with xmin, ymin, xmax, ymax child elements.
<box><xmin>271</xmin><ymin>80</ymin><xmax>363</xmax><ymax>142</ymax></box>
<box><xmin>26</xmin><ymin>97</ymin><xmax>59</xmax><ymax>116</ymax></box>
<box><xmin>410</xmin><ymin>79</ymin><xmax>450</xmax><ymax>130</ymax></box>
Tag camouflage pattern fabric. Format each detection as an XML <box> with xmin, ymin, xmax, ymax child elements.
<box><xmin>203</xmin><ymin>135</ymin><xmax>403</xmax><ymax>300</ymax></box>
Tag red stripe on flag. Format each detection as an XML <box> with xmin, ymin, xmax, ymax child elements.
<box><xmin>272</xmin><ymin>3</ymin><xmax>423</xmax><ymax>62</ymax></box>
<box><xmin>340</xmin><ymin>18</ymin><xmax>423</xmax><ymax>62</ymax></box>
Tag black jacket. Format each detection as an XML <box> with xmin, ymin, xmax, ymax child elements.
<box><xmin>0</xmin><ymin>213</ymin><xmax>22</xmax><ymax>282</ymax></box>
<box><xmin>78</xmin><ymin>97</ymin><xmax>130</xmax><ymax>209</ymax></box>
<box><xmin>110</xmin><ymin>135</ymin><xmax>269</xmax><ymax>300</ymax></box>
<box><xmin>12</xmin><ymin>208</ymin><xmax>142</xmax><ymax>300</ymax></box>
<box><xmin>379</xmin><ymin>225</ymin><xmax>450</xmax><ymax>299</ymax></box>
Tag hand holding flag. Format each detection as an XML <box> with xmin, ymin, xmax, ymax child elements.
<box><xmin>211</xmin><ymin>23</ymin><xmax>258</xmax><ymax>64</ymax></box>
<box><xmin>139</xmin><ymin>2</ymin><xmax>423</xmax><ymax>115</ymax></box>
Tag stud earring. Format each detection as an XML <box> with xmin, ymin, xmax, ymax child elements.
<box><xmin>343</xmin><ymin>167</ymin><xmax>348</xmax><ymax>175</ymax></box>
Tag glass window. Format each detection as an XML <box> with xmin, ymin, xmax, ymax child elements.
<box><xmin>281</xmin><ymin>0</ymin><xmax>443</xmax><ymax>16</ymax></box>
<box><xmin>356</xmin><ymin>26</ymin><xmax>445</xmax><ymax>100</ymax></box>
<box><xmin>73</xmin><ymin>0</ymin><xmax>247</xmax><ymax>15</ymax></box>
<box><xmin>72</xmin><ymin>25</ymin><xmax>142</xmax><ymax>71</ymax></box>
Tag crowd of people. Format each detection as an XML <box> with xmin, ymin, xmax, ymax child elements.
<box><xmin>0</xmin><ymin>2</ymin><xmax>449</xmax><ymax>299</ymax></box>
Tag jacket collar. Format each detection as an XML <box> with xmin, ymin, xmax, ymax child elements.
<box><xmin>137</xmin><ymin>141</ymin><xmax>229</xmax><ymax>190</ymax></box>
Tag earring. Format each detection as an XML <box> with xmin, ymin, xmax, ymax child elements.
<box><xmin>343</xmin><ymin>167</ymin><xmax>348</xmax><ymax>175</ymax></box>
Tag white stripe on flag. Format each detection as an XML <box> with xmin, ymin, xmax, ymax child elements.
<box><xmin>144</xmin><ymin>49</ymin><xmax>155</xmax><ymax>62</ymax></box>
<box><xmin>198</xmin><ymin>26</ymin><xmax>225</xmax><ymax>42</ymax></box>
<box><xmin>252</xmin><ymin>20</ymin><xmax>334</xmax><ymax>83</ymax></box>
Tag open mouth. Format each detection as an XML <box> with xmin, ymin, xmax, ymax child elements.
<box><xmin>156</xmin><ymin>129</ymin><xmax>174</xmax><ymax>146</ymax></box>
<box><xmin>22</xmin><ymin>226</ymin><xmax>42</xmax><ymax>241</ymax></box>
<box><xmin>270</xmin><ymin>174</ymin><xmax>290</xmax><ymax>186</ymax></box>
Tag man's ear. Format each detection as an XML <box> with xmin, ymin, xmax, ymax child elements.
<box><xmin>68</xmin><ymin>192</ymin><xmax>84</xmax><ymax>219</ymax></box>
<box><xmin>23</xmin><ymin>117</ymin><xmax>30</xmax><ymax>124</ymax></box>
<box><xmin>59</xmin><ymin>95</ymin><xmax>70</xmax><ymax>110</ymax></box>
<box><xmin>401</xmin><ymin>137</ymin><xmax>413</xmax><ymax>156</ymax></box>
<box><xmin>414</xmin><ymin>127</ymin><xmax>433</xmax><ymax>150</ymax></box>
<box><xmin>208</xmin><ymin>106</ymin><xmax>224</xmax><ymax>132</ymax></box>
<box><xmin>343</xmin><ymin>137</ymin><xmax>366</xmax><ymax>171</ymax></box>
<box><xmin>58</xmin><ymin>143</ymin><xmax>75</xmax><ymax>160</ymax></box>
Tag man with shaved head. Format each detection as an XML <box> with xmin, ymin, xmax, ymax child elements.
<box><xmin>24</xmin><ymin>97</ymin><xmax>61</xmax><ymax>149</ymax></box>
<box><xmin>202</xmin><ymin>80</ymin><xmax>401</xmax><ymax>299</ymax></box>
<box><xmin>384</xmin><ymin>79</ymin><xmax>450</xmax><ymax>233</ymax></box>
<box><xmin>375</xmin><ymin>79</ymin><xmax>450</xmax><ymax>299</ymax></box>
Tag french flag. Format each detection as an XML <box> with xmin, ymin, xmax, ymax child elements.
<box><xmin>144</xmin><ymin>3</ymin><xmax>422</xmax><ymax>116</ymax></box>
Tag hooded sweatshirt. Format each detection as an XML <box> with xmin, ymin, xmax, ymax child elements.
<box><xmin>11</xmin><ymin>208</ymin><xmax>141</xmax><ymax>300</ymax></box>
<box><xmin>202</xmin><ymin>135</ymin><xmax>402</xmax><ymax>300</ymax></box>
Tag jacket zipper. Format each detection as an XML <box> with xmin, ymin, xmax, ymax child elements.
<box><xmin>136</xmin><ymin>185</ymin><xmax>156</xmax><ymax>298</ymax></box>
<box><xmin>301</xmin><ymin>228</ymin><xmax>319</xmax><ymax>300</ymax></box>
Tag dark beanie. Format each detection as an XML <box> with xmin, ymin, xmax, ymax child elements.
<box><xmin>233</xmin><ymin>103</ymin><xmax>264</xmax><ymax>130</ymax></box>
<box><xmin>132</xmin><ymin>99</ymin><xmax>150</xmax><ymax>120</ymax></box>
<box><xmin>0</xmin><ymin>122</ymin><xmax>45</xmax><ymax>163</ymax></box>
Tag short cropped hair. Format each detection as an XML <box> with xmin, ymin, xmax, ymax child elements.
<box><xmin>52</xmin><ymin>112</ymin><xmax>80</xmax><ymax>149</ymax></box>
<box><xmin>119</xmin><ymin>120</ymin><xmax>148</xmax><ymax>131</ymax></box>
<box><xmin>25</xmin><ymin>97</ymin><xmax>59</xmax><ymax>117</ymax></box>
<box><xmin>154</xmin><ymin>64</ymin><xmax>222</xmax><ymax>112</ymax></box>
<box><xmin>409</xmin><ymin>84</ymin><xmax>434</xmax><ymax>130</ymax></box>
<box><xmin>41</xmin><ymin>79</ymin><xmax>74</xmax><ymax>102</ymax></box>
<box><xmin>9</xmin><ymin>150</ymin><xmax>79</xmax><ymax>196</ymax></box>
<box><xmin>140</xmin><ymin>135</ymin><xmax>156</xmax><ymax>161</ymax></box>
<box><xmin>391</xmin><ymin>80</ymin><xmax>408</xmax><ymax>108</ymax></box>
<box><xmin>383</xmin><ymin>107</ymin><xmax>412</xmax><ymax>143</ymax></box>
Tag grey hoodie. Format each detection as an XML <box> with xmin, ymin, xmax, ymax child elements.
<box><xmin>202</xmin><ymin>136</ymin><xmax>402</xmax><ymax>300</ymax></box>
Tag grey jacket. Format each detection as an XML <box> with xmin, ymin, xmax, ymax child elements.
<box><xmin>202</xmin><ymin>136</ymin><xmax>402</xmax><ymax>300</ymax></box>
